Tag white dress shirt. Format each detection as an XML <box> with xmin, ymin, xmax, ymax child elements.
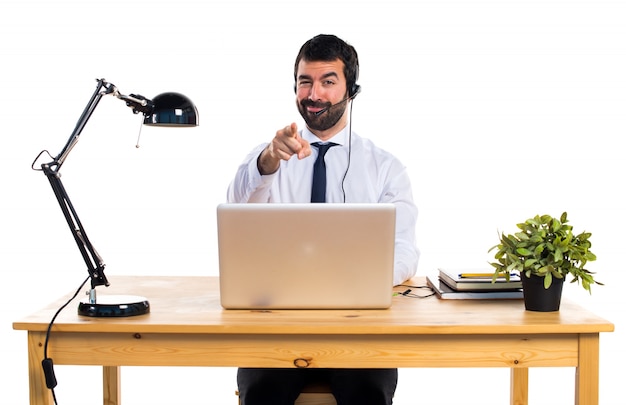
<box><xmin>227</xmin><ymin>126</ymin><xmax>419</xmax><ymax>285</ymax></box>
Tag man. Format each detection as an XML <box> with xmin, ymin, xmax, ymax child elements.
<box><xmin>227</xmin><ymin>34</ymin><xmax>419</xmax><ymax>405</ymax></box>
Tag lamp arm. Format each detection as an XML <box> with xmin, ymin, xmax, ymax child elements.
<box><xmin>36</xmin><ymin>78</ymin><xmax>145</xmax><ymax>292</ymax></box>
<box><xmin>54</xmin><ymin>79</ymin><xmax>115</xmax><ymax>168</ymax></box>
<box><xmin>41</xmin><ymin>162</ymin><xmax>109</xmax><ymax>290</ymax></box>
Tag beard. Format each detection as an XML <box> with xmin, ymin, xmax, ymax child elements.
<box><xmin>297</xmin><ymin>99</ymin><xmax>345</xmax><ymax>132</ymax></box>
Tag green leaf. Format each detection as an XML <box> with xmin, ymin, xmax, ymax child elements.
<box><xmin>554</xmin><ymin>248</ymin><xmax>563</xmax><ymax>262</ymax></box>
<box><xmin>515</xmin><ymin>232</ymin><xmax>529</xmax><ymax>241</ymax></box>
<box><xmin>544</xmin><ymin>272</ymin><xmax>553</xmax><ymax>289</ymax></box>
<box><xmin>524</xmin><ymin>258</ymin><xmax>538</xmax><ymax>268</ymax></box>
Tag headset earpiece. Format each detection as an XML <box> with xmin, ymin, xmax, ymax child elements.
<box><xmin>349</xmin><ymin>83</ymin><xmax>361</xmax><ymax>98</ymax></box>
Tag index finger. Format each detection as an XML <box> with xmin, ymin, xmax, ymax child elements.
<box><xmin>284</xmin><ymin>122</ymin><xmax>298</xmax><ymax>138</ymax></box>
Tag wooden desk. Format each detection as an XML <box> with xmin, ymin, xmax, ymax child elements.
<box><xmin>13</xmin><ymin>276</ymin><xmax>614</xmax><ymax>405</ymax></box>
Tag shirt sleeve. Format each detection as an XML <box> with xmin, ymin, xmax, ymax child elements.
<box><xmin>382</xmin><ymin>161</ymin><xmax>420</xmax><ymax>286</ymax></box>
<box><xmin>227</xmin><ymin>143</ymin><xmax>275</xmax><ymax>203</ymax></box>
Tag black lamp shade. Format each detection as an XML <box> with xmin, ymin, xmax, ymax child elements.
<box><xmin>143</xmin><ymin>92</ymin><xmax>198</xmax><ymax>126</ymax></box>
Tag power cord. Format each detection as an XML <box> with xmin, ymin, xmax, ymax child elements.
<box><xmin>395</xmin><ymin>284</ymin><xmax>436</xmax><ymax>298</ymax></box>
<box><xmin>42</xmin><ymin>276</ymin><xmax>90</xmax><ymax>405</ymax></box>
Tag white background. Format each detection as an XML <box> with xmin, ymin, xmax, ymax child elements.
<box><xmin>1</xmin><ymin>0</ymin><xmax>624</xmax><ymax>403</ymax></box>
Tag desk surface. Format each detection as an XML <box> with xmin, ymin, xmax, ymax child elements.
<box><xmin>13</xmin><ymin>275</ymin><xmax>614</xmax><ymax>335</ymax></box>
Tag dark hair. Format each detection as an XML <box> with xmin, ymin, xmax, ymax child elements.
<box><xmin>294</xmin><ymin>34</ymin><xmax>359</xmax><ymax>95</ymax></box>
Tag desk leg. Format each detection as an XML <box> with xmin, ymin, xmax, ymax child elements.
<box><xmin>27</xmin><ymin>331</ymin><xmax>54</xmax><ymax>405</ymax></box>
<box><xmin>103</xmin><ymin>366</ymin><xmax>121</xmax><ymax>405</ymax></box>
<box><xmin>576</xmin><ymin>333</ymin><xmax>600</xmax><ymax>405</ymax></box>
<box><xmin>510</xmin><ymin>368</ymin><xmax>528</xmax><ymax>405</ymax></box>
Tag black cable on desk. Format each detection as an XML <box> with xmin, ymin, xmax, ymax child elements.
<box><xmin>396</xmin><ymin>284</ymin><xmax>436</xmax><ymax>298</ymax></box>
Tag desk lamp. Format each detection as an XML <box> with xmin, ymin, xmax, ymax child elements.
<box><xmin>32</xmin><ymin>78</ymin><xmax>198</xmax><ymax>317</ymax></box>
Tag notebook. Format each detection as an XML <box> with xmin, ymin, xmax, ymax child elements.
<box><xmin>216</xmin><ymin>203</ymin><xmax>396</xmax><ymax>309</ymax></box>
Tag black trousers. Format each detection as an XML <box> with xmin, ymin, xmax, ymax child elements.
<box><xmin>237</xmin><ymin>368</ymin><xmax>398</xmax><ymax>405</ymax></box>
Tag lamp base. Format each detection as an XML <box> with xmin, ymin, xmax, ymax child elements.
<box><xmin>78</xmin><ymin>295</ymin><xmax>150</xmax><ymax>317</ymax></box>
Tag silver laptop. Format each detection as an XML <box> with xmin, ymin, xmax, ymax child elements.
<box><xmin>216</xmin><ymin>203</ymin><xmax>396</xmax><ymax>309</ymax></box>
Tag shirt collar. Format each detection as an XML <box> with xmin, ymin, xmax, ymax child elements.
<box><xmin>301</xmin><ymin>126</ymin><xmax>349</xmax><ymax>146</ymax></box>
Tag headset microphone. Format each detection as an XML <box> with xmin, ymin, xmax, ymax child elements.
<box><xmin>314</xmin><ymin>85</ymin><xmax>361</xmax><ymax>116</ymax></box>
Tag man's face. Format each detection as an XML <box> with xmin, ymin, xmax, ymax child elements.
<box><xmin>295</xmin><ymin>59</ymin><xmax>349</xmax><ymax>135</ymax></box>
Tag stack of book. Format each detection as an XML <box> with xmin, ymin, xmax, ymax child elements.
<box><xmin>426</xmin><ymin>268</ymin><xmax>523</xmax><ymax>300</ymax></box>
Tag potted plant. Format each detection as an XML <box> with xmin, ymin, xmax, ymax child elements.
<box><xmin>489</xmin><ymin>212</ymin><xmax>601</xmax><ymax>311</ymax></box>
